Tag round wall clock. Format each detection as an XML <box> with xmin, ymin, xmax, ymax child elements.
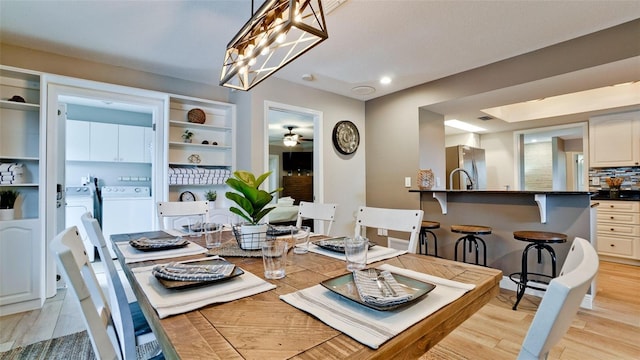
<box><xmin>179</xmin><ymin>191</ymin><xmax>196</xmax><ymax>202</ymax></box>
<box><xmin>332</xmin><ymin>120</ymin><xmax>360</xmax><ymax>155</ymax></box>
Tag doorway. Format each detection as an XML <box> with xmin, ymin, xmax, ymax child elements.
<box><xmin>514</xmin><ymin>122</ymin><xmax>588</xmax><ymax>191</ymax></box>
<box><xmin>45</xmin><ymin>79</ymin><xmax>165</xmax><ymax>297</ymax></box>
<box><xmin>263</xmin><ymin>101</ymin><xmax>322</xmax><ymax>224</ymax></box>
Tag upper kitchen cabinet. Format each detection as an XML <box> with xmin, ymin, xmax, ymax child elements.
<box><xmin>167</xmin><ymin>95</ymin><xmax>235</xmax><ymax>201</ymax></box>
<box><xmin>589</xmin><ymin>111</ymin><xmax>640</xmax><ymax>167</ymax></box>
<box><xmin>66</xmin><ymin>120</ymin><xmax>151</xmax><ymax>163</ymax></box>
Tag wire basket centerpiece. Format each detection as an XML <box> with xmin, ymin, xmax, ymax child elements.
<box><xmin>232</xmin><ymin>224</ymin><xmax>271</xmax><ymax>250</ymax></box>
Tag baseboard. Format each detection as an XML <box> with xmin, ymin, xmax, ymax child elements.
<box><xmin>0</xmin><ymin>298</ymin><xmax>42</xmax><ymax>317</ymax></box>
<box><xmin>499</xmin><ymin>275</ymin><xmax>593</xmax><ymax>310</ymax></box>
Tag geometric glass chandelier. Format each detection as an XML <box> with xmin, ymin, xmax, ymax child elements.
<box><xmin>220</xmin><ymin>0</ymin><xmax>328</xmax><ymax>91</ymax></box>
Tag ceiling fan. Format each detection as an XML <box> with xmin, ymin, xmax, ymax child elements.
<box><xmin>283</xmin><ymin>126</ymin><xmax>312</xmax><ymax>147</ymax></box>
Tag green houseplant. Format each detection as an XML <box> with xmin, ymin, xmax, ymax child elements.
<box><xmin>225</xmin><ymin>170</ymin><xmax>281</xmax><ymax>249</ymax></box>
<box><xmin>0</xmin><ymin>190</ymin><xmax>20</xmax><ymax>220</ymax></box>
<box><xmin>204</xmin><ymin>189</ymin><xmax>217</xmax><ymax>202</ymax></box>
<box><xmin>182</xmin><ymin>129</ymin><xmax>194</xmax><ymax>143</ymax></box>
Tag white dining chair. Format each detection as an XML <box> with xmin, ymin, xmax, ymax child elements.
<box><xmin>80</xmin><ymin>212</ymin><xmax>159</xmax><ymax>360</ymax></box>
<box><xmin>295</xmin><ymin>201</ymin><xmax>337</xmax><ymax>235</ymax></box>
<box><xmin>517</xmin><ymin>237</ymin><xmax>598</xmax><ymax>360</ymax></box>
<box><xmin>354</xmin><ymin>206</ymin><xmax>424</xmax><ymax>253</ymax></box>
<box><xmin>51</xmin><ymin>226</ymin><xmax>163</xmax><ymax>360</ymax></box>
<box><xmin>156</xmin><ymin>201</ymin><xmax>209</xmax><ymax>231</ymax></box>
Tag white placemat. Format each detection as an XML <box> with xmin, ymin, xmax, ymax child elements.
<box><xmin>116</xmin><ymin>241</ymin><xmax>208</xmax><ymax>264</ymax></box>
<box><xmin>280</xmin><ymin>264</ymin><xmax>475</xmax><ymax>349</ymax></box>
<box><xmin>132</xmin><ymin>258</ymin><xmax>276</xmax><ymax>319</ymax></box>
<box><xmin>307</xmin><ymin>242</ymin><xmax>407</xmax><ymax>264</ymax></box>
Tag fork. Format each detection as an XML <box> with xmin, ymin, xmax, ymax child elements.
<box><xmin>376</xmin><ymin>270</ymin><xmax>398</xmax><ymax>296</ymax></box>
<box><xmin>368</xmin><ymin>268</ymin><xmax>388</xmax><ymax>296</ymax></box>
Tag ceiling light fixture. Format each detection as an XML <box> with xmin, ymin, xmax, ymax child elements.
<box><xmin>380</xmin><ymin>76</ymin><xmax>391</xmax><ymax>85</ymax></box>
<box><xmin>444</xmin><ymin>119</ymin><xmax>487</xmax><ymax>133</ymax></box>
<box><xmin>220</xmin><ymin>0</ymin><xmax>328</xmax><ymax>91</ymax></box>
<box><xmin>283</xmin><ymin>126</ymin><xmax>299</xmax><ymax>147</ymax></box>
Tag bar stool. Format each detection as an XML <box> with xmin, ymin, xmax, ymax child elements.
<box><xmin>419</xmin><ymin>220</ymin><xmax>440</xmax><ymax>256</ymax></box>
<box><xmin>452</xmin><ymin>225</ymin><xmax>491</xmax><ymax>266</ymax></box>
<box><xmin>509</xmin><ymin>230</ymin><xmax>567</xmax><ymax>310</ymax></box>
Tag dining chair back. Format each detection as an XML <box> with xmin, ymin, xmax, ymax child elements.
<box><xmin>517</xmin><ymin>237</ymin><xmax>598</xmax><ymax>360</ymax></box>
<box><xmin>295</xmin><ymin>201</ymin><xmax>337</xmax><ymax>235</ymax></box>
<box><xmin>51</xmin><ymin>226</ymin><xmax>121</xmax><ymax>360</ymax></box>
<box><xmin>354</xmin><ymin>206</ymin><xmax>424</xmax><ymax>253</ymax></box>
<box><xmin>81</xmin><ymin>212</ymin><xmax>158</xmax><ymax>360</ymax></box>
<box><xmin>157</xmin><ymin>201</ymin><xmax>209</xmax><ymax>230</ymax></box>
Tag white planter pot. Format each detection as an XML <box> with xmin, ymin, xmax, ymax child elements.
<box><xmin>238</xmin><ymin>223</ymin><xmax>268</xmax><ymax>250</ymax></box>
<box><xmin>0</xmin><ymin>209</ymin><xmax>15</xmax><ymax>221</ymax></box>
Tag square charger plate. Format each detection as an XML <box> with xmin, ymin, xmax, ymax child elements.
<box><xmin>320</xmin><ymin>270</ymin><xmax>436</xmax><ymax>311</ymax></box>
<box><xmin>154</xmin><ymin>258</ymin><xmax>244</xmax><ymax>290</ymax></box>
<box><xmin>312</xmin><ymin>236</ymin><xmax>375</xmax><ymax>253</ymax></box>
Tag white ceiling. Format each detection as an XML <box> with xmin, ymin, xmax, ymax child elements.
<box><xmin>2</xmin><ymin>0</ymin><xmax>640</xmax><ymax>138</ymax></box>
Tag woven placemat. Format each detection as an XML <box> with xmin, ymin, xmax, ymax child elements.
<box><xmin>207</xmin><ymin>239</ymin><xmax>263</xmax><ymax>257</ymax></box>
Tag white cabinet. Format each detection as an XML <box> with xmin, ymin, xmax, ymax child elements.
<box><xmin>84</xmin><ymin>122</ymin><xmax>150</xmax><ymax>163</ymax></box>
<box><xmin>595</xmin><ymin>200</ymin><xmax>640</xmax><ymax>263</ymax></box>
<box><xmin>90</xmin><ymin>122</ymin><xmax>119</xmax><ymax>161</ymax></box>
<box><xmin>0</xmin><ymin>220</ymin><xmax>41</xmax><ymax>310</ymax></box>
<box><xmin>589</xmin><ymin>111</ymin><xmax>640</xmax><ymax>167</ymax></box>
<box><xmin>66</xmin><ymin>119</ymin><xmax>91</xmax><ymax>161</ymax></box>
<box><xmin>167</xmin><ymin>95</ymin><xmax>235</xmax><ymax>202</ymax></box>
<box><xmin>0</xmin><ymin>66</ymin><xmax>44</xmax><ymax>314</ymax></box>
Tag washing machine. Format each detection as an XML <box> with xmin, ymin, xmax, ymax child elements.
<box><xmin>65</xmin><ymin>186</ymin><xmax>96</xmax><ymax>261</ymax></box>
<box><xmin>101</xmin><ymin>186</ymin><xmax>154</xmax><ymax>258</ymax></box>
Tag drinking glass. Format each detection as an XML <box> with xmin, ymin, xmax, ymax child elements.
<box><xmin>293</xmin><ymin>226</ymin><xmax>311</xmax><ymax>254</ymax></box>
<box><xmin>204</xmin><ymin>223</ymin><xmax>222</xmax><ymax>249</ymax></box>
<box><xmin>262</xmin><ymin>240</ymin><xmax>287</xmax><ymax>279</ymax></box>
<box><xmin>345</xmin><ymin>236</ymin><xmax>368</xmax><ymax>271</ymax></box>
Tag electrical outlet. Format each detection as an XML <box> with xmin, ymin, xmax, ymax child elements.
<box><xmin>404</xmin><ymin>177</ymin><xmax>411</xmax><ymax>187</ymax></box>
<box><xmin>377</xmin><ymin>228</ymin><xmax>388</xmax><ymax>236</ymax></box>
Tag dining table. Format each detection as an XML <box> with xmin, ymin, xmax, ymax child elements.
<box><xmin>112</xmin><ymin>230</ymin><xmax>502</xmax><ymax>359</ymax></box>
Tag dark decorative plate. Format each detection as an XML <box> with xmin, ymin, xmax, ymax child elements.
<box><xmin>181</xmin><ymin>223</ymin><xmax>221</xmax><ymax>233</ymax></box>
<box><xmin>312</xmin><ymin>237</ymin><xmax>375</xmax><ymax>253</ymax></box>
<box><xmin>129</xmin><ymin>237</ymin><xmax>189</xmax><ymax>252</ymax></box>
<box><xmin>267</xmin><ymin>225</ymin><xmax>298</xmax><ymax>236</ymax></box>
<box><xmin>154</xmin><ymin>258</ymin><xmax>244</xmax><ymax>290</ymax></box>
<box><xmin>320</xmin><ymin>270</ymin><xmax>436</xmax><ymax>311</ymax></box>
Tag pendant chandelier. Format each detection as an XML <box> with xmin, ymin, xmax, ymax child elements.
<box><xmin>220</xmin><ymin>0</ymin><xmax>328</xmax><ymax>91</ymax></box>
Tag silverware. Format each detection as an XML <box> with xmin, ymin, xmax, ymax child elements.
<box><xmin>377</xmin><ymin>271</ymin><xmax>398</xmax><ymax>297</ymax></box>
<box><xmin>367</xmin><ymin>268</ymin><xmax>388</xmax><ymax>296</ymax></box>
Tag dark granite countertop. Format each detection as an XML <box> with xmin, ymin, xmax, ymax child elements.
<box><xmin>409</xmin><ymin>189</ymin><xmax>592</xmax><ymax>195</ymax></box>
<box><xmin>590</xmin><ymin>190</ymin><xmax>640</xmax><ymax>201</ymax></box>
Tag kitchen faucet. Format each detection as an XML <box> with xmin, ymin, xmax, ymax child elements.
<box><xmin>449</xmin><ymin>167</ymin><xmax>474</xmax><ymax>190</ymax></box>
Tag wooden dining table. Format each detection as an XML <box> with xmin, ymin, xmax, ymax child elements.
<box><xmin>113</xmin><ymin>231</ymin><xmax>502</xmax><ymax>359</ymax></box>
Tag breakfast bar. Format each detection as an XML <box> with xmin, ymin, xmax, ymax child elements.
<box><xmin>411</xmin><ymin>190</ymin><xmax>595</xmax><ymax>300</ymax></box>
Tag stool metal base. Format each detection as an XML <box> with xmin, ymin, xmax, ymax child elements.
<box><xmin>419</xmin><ymin>229</ymin><xmax>438</xmax><ymax>257</ymax></box>
<box><xmin>454</xmin><ymin>235</ymin><xmax>487</xmax><ymax>266</ymax></box>
<box><xmin>510</xmin><ymin>242</ymin><xmax>558</xmax><ymax>310</ymax></box>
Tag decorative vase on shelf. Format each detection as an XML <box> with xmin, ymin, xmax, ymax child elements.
<box><xmin>0</xmin><ymin>209</ymin><xmax>15</xmax><ymax>221</ymax></box>
<box><xmin>417</xmin><ymin>169</ymin><xmax>434</xmax><ymax>190</ymax></box>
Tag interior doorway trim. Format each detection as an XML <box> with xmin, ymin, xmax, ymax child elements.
<box><xmin>263</xmin><ymin>100</ymin><xmax>323</xmax><ymax>202</ymax></box>
<box><xmin>44</xmin><ymin>75</ymin><xmax>166</xmax><ymax>297</ymax></box>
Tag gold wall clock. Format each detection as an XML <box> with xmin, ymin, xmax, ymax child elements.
<box><xmin>332</xmin><ymin>120</ymin><xmax>360</xmax><ymax>155</ymax></box>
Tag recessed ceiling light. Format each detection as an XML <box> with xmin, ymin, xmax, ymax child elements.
<box><xmin>444</xmin><ymin>119</ymin><xmax>487</xmax><ymax>133</ymax></box>
<box><xmin>351</xmin><ymin>86</ymin><xmax>376</xmax><ymax>95</ymax></box>
<box><xmin>380</xmin><ymin>76</ymin><xmax>391</xmax><ymax>85</ymax></box>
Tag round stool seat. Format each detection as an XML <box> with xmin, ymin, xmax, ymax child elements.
<box><xmin>421</xmin><ymin>221</ymin><xmax>440</xmax><ymax>229</ymax></box>
<box><xmin>513</xmin><ymin>231</ymin><xmax>567</xmax><ymax>243</ymax></box>
<box><xmin>451</xmin><ymin>225</ymin><xmax>492</xmax><ymax>235</ymax></box>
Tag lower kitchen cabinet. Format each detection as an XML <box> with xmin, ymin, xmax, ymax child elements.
<box><xmin>595</xmin><ymin>200</ymin><xmax>640</xmax><ymax>264</ymax></box>
<box><xmin>0</xmin><ymin>219</ymin><xmax>42</xmax><ymax>314</ymax></box>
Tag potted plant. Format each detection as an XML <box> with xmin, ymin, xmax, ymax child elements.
<box><xmin>204</xmin><ymin>189</ymin><xmax>217</xmax><ymax>202</ymax></box>
<box><xmin>225</xmin><ymin>170</ymin><xmax>281</xmax><ymax>249</ymax></box>
<box><xmin>182</xmin><ymin>129</ymin><xmax>194</xmax><ymax>143</ymax></box>
<box><xmin>0</xmin><ymin>190</ymin><xmax>20</xmax><ymax>220</ymax></box>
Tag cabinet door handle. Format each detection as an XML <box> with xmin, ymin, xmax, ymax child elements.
<box><xmin>610</xmin><ymin>244</ymin><xmax>615</xmax><ymax>247</ymax></box>
<box><xmin>610</xmin><ymin>228</ymin><xmax>615</xmax><ymax>231</ymax></box>
<box><xmin>610</xmin><ymin>216</ymin><xmax>614</xmax><ymax>220</ymax></box>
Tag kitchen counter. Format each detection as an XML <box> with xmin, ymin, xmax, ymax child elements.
<box><xmin>410</xmin><ymin>189</ymin><xmax>596</xmax><ymax>306</ymax></box>
<box><xmin>590</xmin><ymin>189</ymin><xmax>640</xmax><ymax>201</ymax></box>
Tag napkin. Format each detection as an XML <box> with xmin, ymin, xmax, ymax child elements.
<box><xmin>130</xmin><ymin>236</ymin><xmax>187</xmax><ymax>249</ymax></box>
<box><xmin>116</xmin><ymin>241</ymin><xmax>208</xmax><ymax>263</ymax></box>
<box><xmin>352</xmin><ymin>269</ymin><xmax>412</xmax><ymax>307</ymax></box>
<box><xmin>152</xmin><ymin>262</ymin><xmax>236</xmax><ymax>281</ymax></box>
<box><xmin>133</xmin><ymin>259</ymin><xmax>276</xmax><ymax>319</ymax></box>
<box><xmin>308</xmin><ymin>242</ymin><xmax>407</xmax><ymax>264</ymax></box>
<box><xmin>280</xmin><ymin>264</ymin><xmax>476</xmax><ymax>349</ymax></box>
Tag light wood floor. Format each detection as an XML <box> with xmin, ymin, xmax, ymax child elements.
<box><xmin>1</xmin><ymin>261</ymin><xmax>639</xmax><ymax>359</ymax></box>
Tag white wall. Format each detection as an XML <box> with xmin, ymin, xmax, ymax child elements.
<box><xmin>480</xmin><ymin>131</ymin><xmax>515</xmax><ymax>190</ymax></box>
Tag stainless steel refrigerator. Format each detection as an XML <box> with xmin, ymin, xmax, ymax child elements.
<box><xmin>446</xmin><ymin>145</ymin><xmax>486</xmax><ymax>190</ymax></box>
